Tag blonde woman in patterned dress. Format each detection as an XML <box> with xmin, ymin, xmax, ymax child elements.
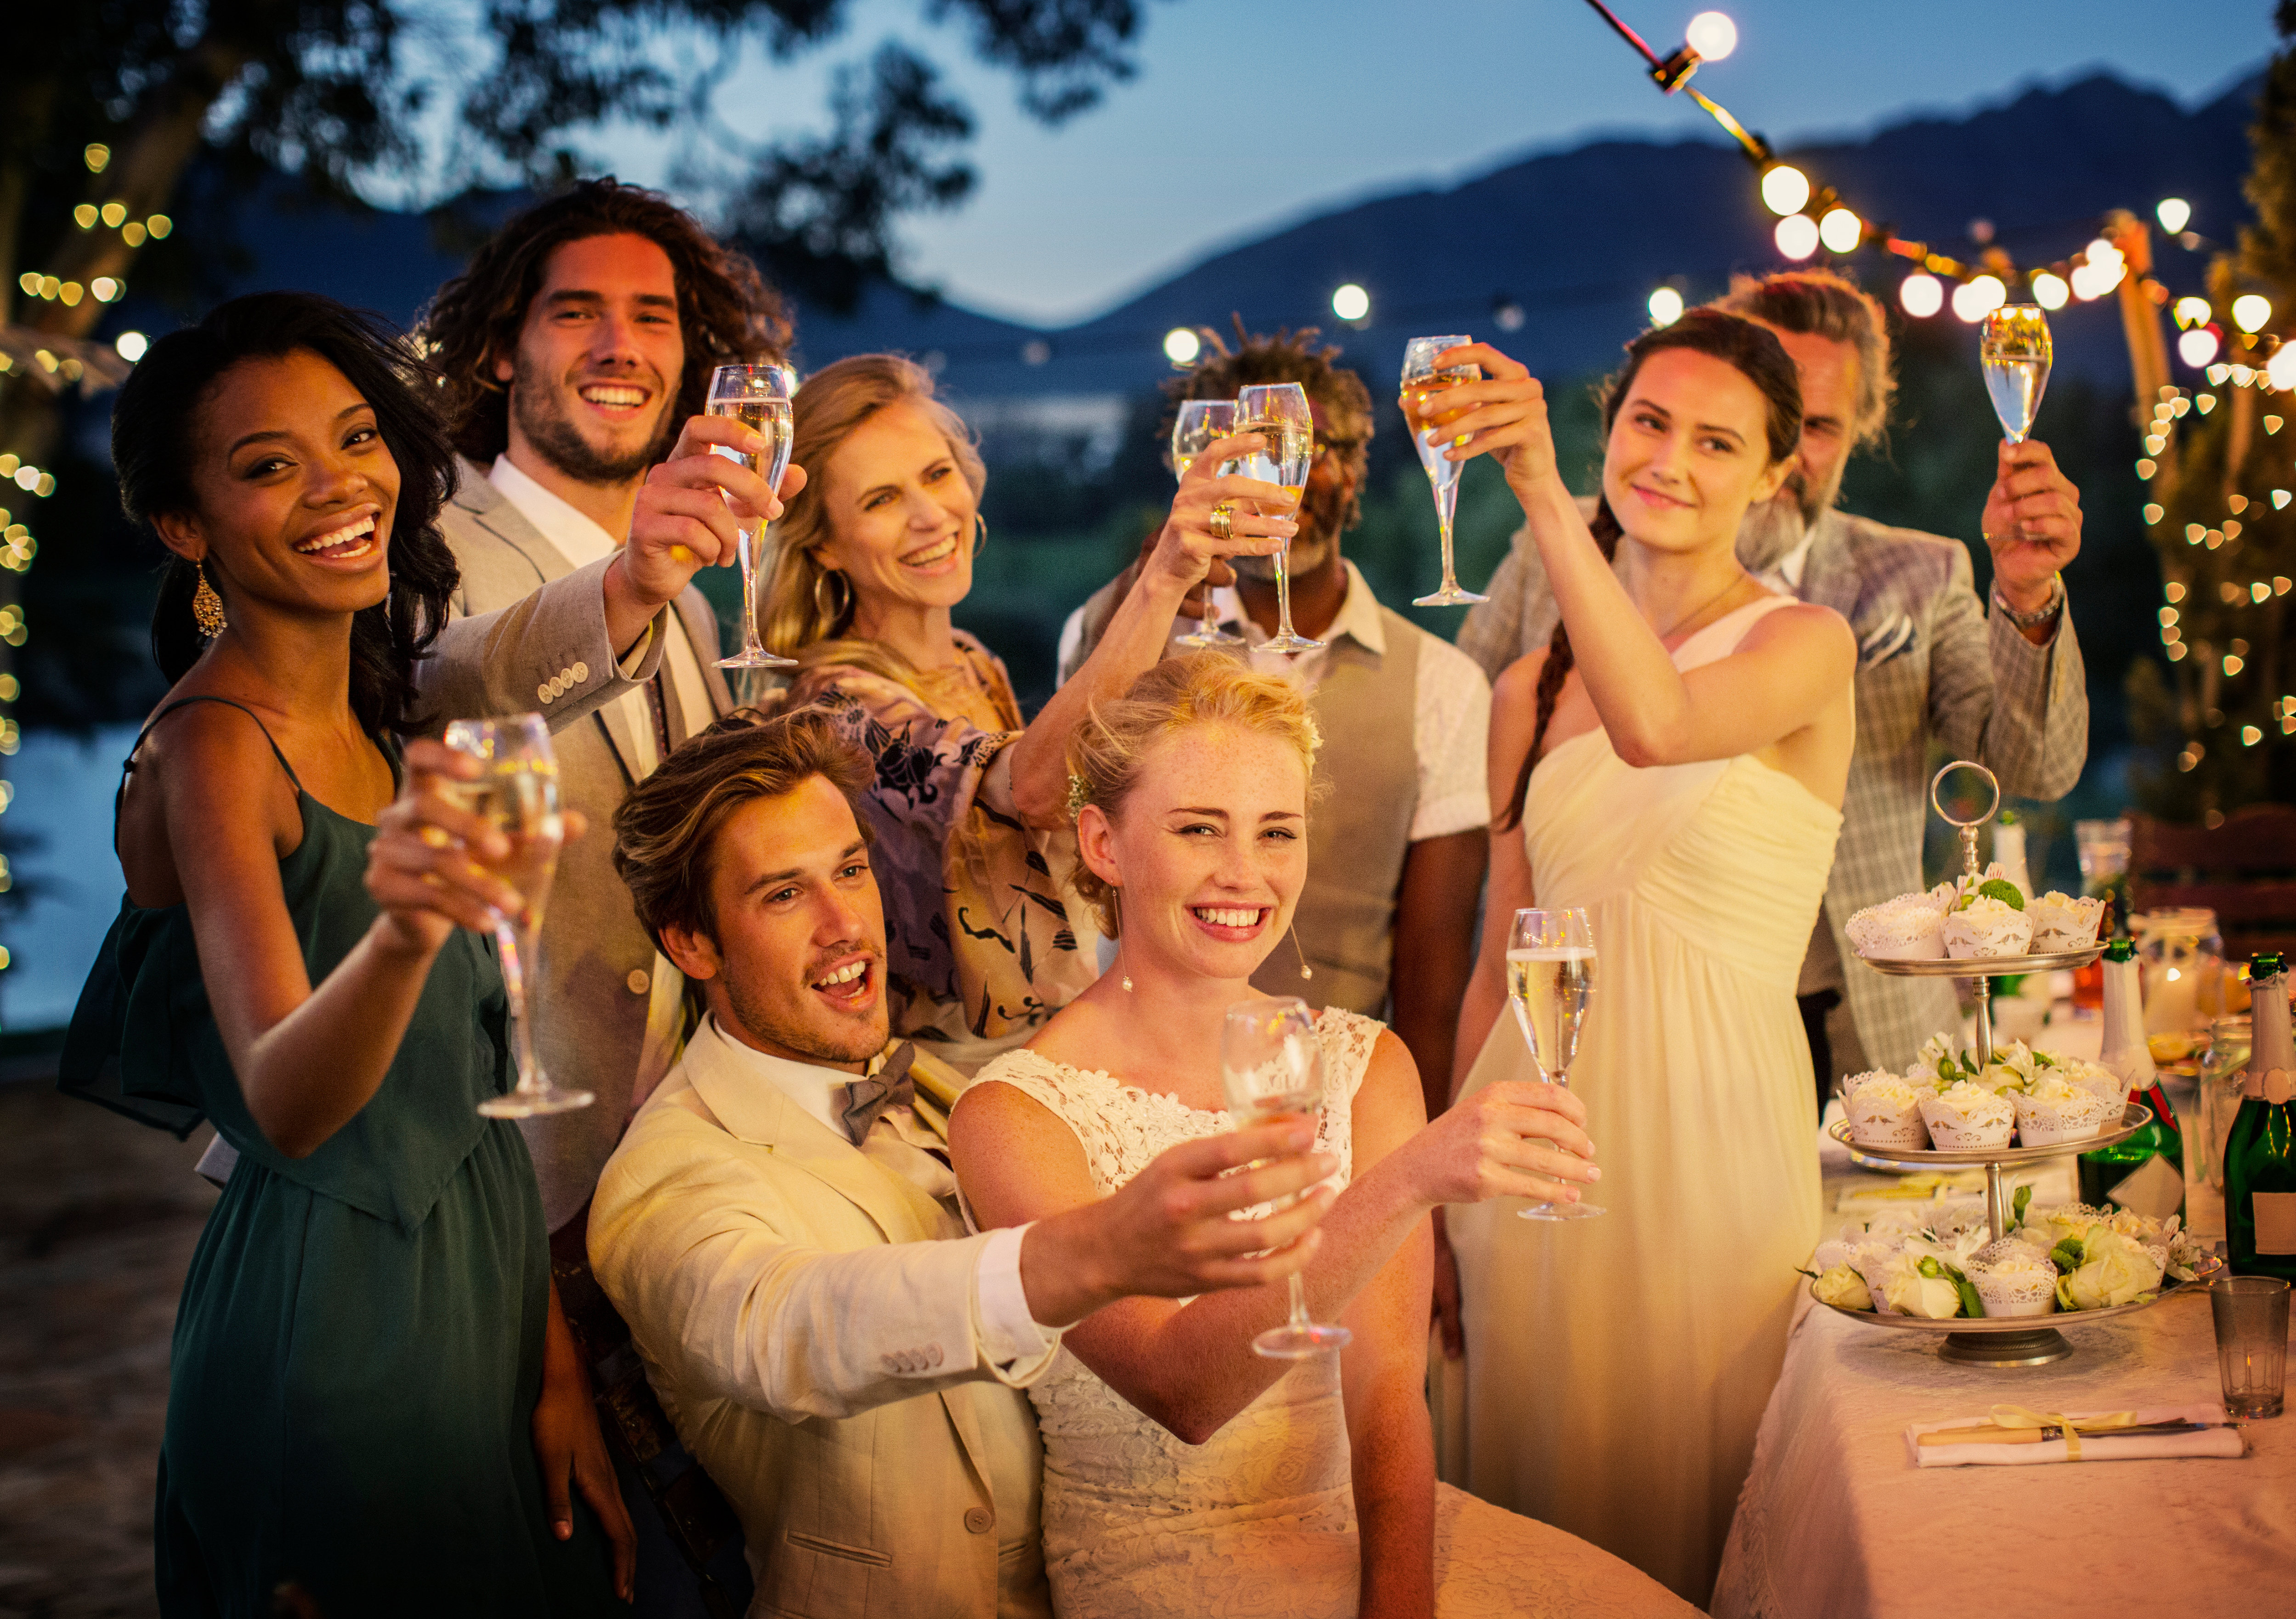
<box><xmin>762</xmin><ymin>354</ymin><xmax>1289</xmax><ymax>1070</ymax></box>
<box><xmin>949</xmin><ymin>655</ymin><xmax>1693</xmax><ymax>1619</ymax></box>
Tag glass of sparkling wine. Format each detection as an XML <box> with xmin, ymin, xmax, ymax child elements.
<box><xmin>1234</xmin><ymin>382</ymin><xmax>1322</xmax><ymax>653</ymax></box>
<box><xmin>1979</xmin><ymin>305</ymin><xmax>2052</xmax><ymax>448</ymax></box>
<box><xmin>706</xmin><ymin>363</ymin><xmax>799</xmax><ymax>669</ymax></box>
<box><xmin>1170</xmin><ymin>398</ymin><xmax>1245</xmax><ymax>649</ymax></box>
<box><xmin>442</xmin><ymin>716</ymin><xmax>593</xmax><ymax>1119</ymax></box>
<box><xmin>1507</xmin><ymin>907</ymin><xmax>1600</xmax><ymax>1220</ymax></box>
<box><xmin>1401</xmin><ymin>335</ymin><xmax>1489</xmax><ymax>608</ymax></box>
<box><xmin>1222</xmin><ymin>997</ymin><xmax>1351</xmax><ymax>1359</ymax></box>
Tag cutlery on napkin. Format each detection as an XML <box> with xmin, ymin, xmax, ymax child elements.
<box><xmin>1905</xmin><ymin>1403</ymin><xmax>2250</xmax><ymax>1467</ymax></box>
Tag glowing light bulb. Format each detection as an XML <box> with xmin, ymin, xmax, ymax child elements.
<box><xmin>2030</xmin><ymin>272</ymin><xmax>2069</xmax><ymax>310</ymax></box>
<box><xmin>1648</xmin><ymin>287</ymin><xmax>1684</xmax><ymax>327</ymax></box>
<box><xmin>1818</xmin><ymin>207</ymin><xmax>1862</xmax><ymax>254</ymax></box>
<box><xmin>2174</xmin><ymin>296</ymin><xmax>2213</xmax><ymax>329</ymax></box>
<box><xmin>1950</xmin><ymin>275</ymin><xmax>2006</xmax><ymax>323</ymax></box>
<box><xmin>2156</xmin><ymin>198</ymin><xmax>2191</xmax><ymax>234</ymax></box>
<box><xmin>1760</xmin><ymin>165</ymin><xmax>1810</xmax><ymax>217</ymax></box>
<box><xmin>2233</xmin><ymin>294</ymin><xmax>2272</xmax><ymax>333</ymax></box>
<box><xmin>1774</xmin><ymin>214</ymin><xmax>1820</xmax><ymax>260</ymax></box>
<box><xmin>1899</xmin><ymin>273</ymin><xmax>1944</xmax><ymax>318</ymax></box>
<box><xmin>1162</xmin><ymin>328</ymin><xmax>1200</xmax><ymax>365</ymax></box>
<box><xmin>114</xmin><ymin>331</ymin><xmax>147</xmax><ymax>362</ymax></box>
<box><xmin>2179</xmin><ymin>327</ymin><xmax>2221</xmax><ymax>368</ymax></box>
<box><xmin>2267</xmin><ymin>345</ymin><xmax>2296</xmax><ymax>391</ymax></box>
<box><xmin>1686</xmin><ymin>11</ymin><xmax>1737</xmax><ymax>60</ymax></box>
<box><xmin>1331</xmin><ymin>283</ymin><xmax>1370</xmax><ymax>322</ymax></box>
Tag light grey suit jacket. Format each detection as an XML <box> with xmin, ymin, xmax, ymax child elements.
<box><xmin>420</xmin><ymin>460</ymin><xmax>733</xmax><ymax>1230</ymax></box>
<box><xmin>1458</xmin><ymin>505</ymin><xmax>2088</xmax><ymax>1073</ymax></box>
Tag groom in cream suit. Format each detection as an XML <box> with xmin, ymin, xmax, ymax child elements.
<box><xmin>591</xmin><ymin>710</ymin><xmax>1337</xmax><ymax>1618</ymax></box>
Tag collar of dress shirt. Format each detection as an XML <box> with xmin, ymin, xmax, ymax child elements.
<box><xmin>691</xmin><ymin>1015</ymin><xmax>893</xmax><ymax>1141</ymax></box>
<box><xmin>1221</xmin><ymin>558</ymin><xmax>1385</xmax><ymax>654</ymax></box>
<box><xmin>1762</xmin><ymin>528</ymin><xmax>1820</xmax><ymax>595</ymax></box>
<box><xmin>489</xmin><ymin>454</ymin><xmax>621</xmax><ymax>571</ymax></box>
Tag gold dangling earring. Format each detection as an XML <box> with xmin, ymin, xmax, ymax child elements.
<box><xmin>1290</xmin><ymin>921</ymin><xmax>1314</xmax><ymax>983</ymax></box>
<box><xmin>1112</xmin><ymin>890</ymin><xmax>1132</xmax><ymax>993</ymax></box>
<box><xmin>813</xmin><ymin>567</ymin><xmax>852</xmax><ymax>631</ymax></box>
<box><xmin>192</xmin><ymin>561</ymin><xmax>227</xmax><ymax>638</ymax></box>
<box><xmin>972</xmin><ymin>512</ymin><xmax>988</xmax><ymax>558</ymax></box>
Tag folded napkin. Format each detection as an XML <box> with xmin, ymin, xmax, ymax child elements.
<box><xmin>1905</xmin><ymin>1402</ymin><xmax>2248</xmax><ymax>1467</ymax></box>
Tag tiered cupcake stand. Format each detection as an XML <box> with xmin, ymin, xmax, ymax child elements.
<box><xmin>1810</xmin><ymin>761</ymin><xmax>2218</xmax><ymax>1366</ymax></box>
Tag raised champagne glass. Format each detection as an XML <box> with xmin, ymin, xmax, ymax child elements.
<box><xmin>1401</xmin><ymin>335</ymin><xmax>1488</xmax><ymax>607</ymax></box>
<box><xmin>1507</xmin><ymin>907</ymin><xmax>1600</xmax><ymax>1219</ymax></box>
<box><xmin>442</xmin><ymin>716</ymin><xmax>592</xmax><ymax>1118</ymax></box>
<box><xmin>1170</xmin><ymin>398</ymin><xmax>1246</xmax><ymax>649</ymax></box>
<box><xmin>1222</xmin><ymin>997</ymin><xmax>1351</xmax><ymax>1359</ymax></box>
<box><xmin>1234</xmin><ymin>382</ymin><xmax>1321</xmax><ymax>653</ymax></box>
<box><xmin>707</xmin><ymin>362</ymin><xmax>799</xmax><ymax>669</ymax></box>
<box><xmin>1979</xmin><ymin>305</ymin><xmax>2052</xmax><ymax>447</ymax></box>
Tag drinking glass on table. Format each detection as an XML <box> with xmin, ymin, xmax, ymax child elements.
<box><xmin>1979</xmin><ymin>305</ymin><xmax>2052</xmax><ymax>450</ymax></box>
<box><xmin>1507</xmin><ymin>907</ymin><xmax>1601</xmax><ymax>1219</ymax></box>
<box><xmin>1222</xmin><ymin>997</ymin><xmax>1351</xmax><ymax>1359</ymax></box>
<box><xmin>706</xmin><ymin>362</ymin><xmax>799</xmax><ymax>669</ymax></box>
<box><xmin>1170</xmin><ymin>399</ymin><xmax>1246</xmax><ymax>649</ymax></box>
<box><xmin>1233</xmin><ymin>382</ymin><xmax>1322</xmax><ymax>653</ymax></box>
<box><xmin>441</xmin><ymin>716</ymin><xmax>592</xmax><ymax>1118</ymax></box>
<box><xmin>1400</xmin><ymin>335</ymin><xmax>1488</xmax><ymax>607</ymax></box>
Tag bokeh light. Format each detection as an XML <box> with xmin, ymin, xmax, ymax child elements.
<box><xmin>1760</xmin><ymin>165</ymin><xmax>1810</xmax><ymax>217</ymax></box>
<box><xmin>1899</xmin><ymin>273</ymin><xmax>1944</xmax><ymax>318</ymax></box>
<box><xmin>2232</xmin><ymin>294</ymin><xmax>2272</xmax><ymax>333</ymax></box>
<box><xmin>1331</xmin><ymin>283</ymin><xmax>1370</xmax><ymax>322</ymax></box>
<box><xmin>1774</xmin><ymin>214</ymin><xmax>1820</xmax><ymax>260</ymax></box>
<box><xmin>2030</xmin><ymin>272</ymin><xmax>2069</xmax><ymax>311</ymax></box>
<box><xmin>1648</xmin><ymin>287</ymin><xmax>1684</xmax><ymax>327</ymax></box>
<box><xmin>2174</xmin><ymin>296</ymin><xmax>2213</xmax><ymax>329</ymax></box>
<box><xmin>2156</xmin><ymin>198</ymin><xmax>2191</xmax><ymax>234</ymax></box>
<box><xmin>1818</xmin><ymin>207</ymin><xmax>1861</xmax><ymax>254</ymax></box>
<box><xmin>2178</xmin><ymin>327</ymin><xmax>2221</xmax><ymax>368</ymax></box>
<box><xmin>1686</xmin><ymin>11</ymin><xmax>1738</xmax><ymax>60</ymax></box>
<box><xmin>1162</xmin><ymin>327</ymin><xmax>1201</xmax><ymax>365</ymax></box>
<box><xmin>114</xmin><ymin>330</ymin><xmax>147</xmax><ymax>362</ymax></box>
<box><xmin>2267</xmin><ymin>345</ymin><xmax>2296</xmax><ymax>391</ymax></box>
<box><xmin>1951</xmin><ymin>275</ymin><xmax>2007</xmax><ymax>323</ymax></box>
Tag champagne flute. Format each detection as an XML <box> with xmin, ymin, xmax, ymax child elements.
<box><xmin>1234</xmin><ymin>382</ymin><xmax>1321</xmax><ymax>653</ymax></box>
<box><xmin>1221</xmin><ymin>997</ymin><xmax>1351</xmax><ymax>1359</ymax></box>
<box><xmin>1170</xmin><ymin>399</ymin><xmax>1246</xmax><ymax>649</ymax></box>
<box><xmin>442</xmin><ymin>716</ymin><xmax>593</xmax><ymax>1119</ymax></box>
<box><xmin>1507</xmin><ymin>907</ymin><xmax>1600</xmax><ymax>1220</ymax></box>
<box><xmin>706</xmin><ymin>363</ymin><xmax>799</xmax><ymax>669</ymax></box>
<box><xmin>1401</xmin><ymin>335</ymin><xmax>1489</xmax><ymax>608</ymax></box>
<box><xmin>1979</xmin><ymin>305</ymin><xmax>2052</xmax><ymax>447</ymax></box>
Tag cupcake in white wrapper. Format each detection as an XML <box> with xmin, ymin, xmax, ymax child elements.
<box><xmin>2054</xmin><ymin>1056</ymin><xmax>2127</xmax><ymax>1111</ymax></box>
<box><xmin>1845</xmin><ymin>1073</ymin><xmax>1931</xmax><ymax>1148</ymax></box>
<box><xmin>1918</xmin><ymin>1080</ymin><xmax>2017</xmax><ymax>1148</ymax></box>
<box><xmin>2013</xmin><ymin>1073</ymin><xmax>2118</xmax><ymax>1145</ymax></box>
<box><xmin>1845</xmin><ymin>883</ymin><xmax>1954</xmax><ymax>960</ymax></box>
<box><xmin>2028</xmin><ymin>891</ymin><xmax>2106</xmax><ymax>952</ymax></box>
<box><xmin>1967</xmin><ymin>1237</ymin><xmax>2059</xmax><ymax>1318</ymax></box>
<box><xmin>1941</xmin><ymin>894</ymin><xmax>2035</xmax><ymax>958</ymax></box>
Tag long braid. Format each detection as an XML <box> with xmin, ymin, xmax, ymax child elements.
<box><xmin>1499</xmin><ymin>499</ymin><xmax>1622</xmax><ymax>832</ymax></box>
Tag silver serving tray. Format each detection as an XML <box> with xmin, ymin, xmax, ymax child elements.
<box><xmin>1810</xmin><ymin>1255</ymin><xmax>2222</xmax><ymax>1333</ymax></box>
<box><xmin>1828</xmin><ymin>1102</ymin><xmax>2153</xmax><ymax>1169</ymax></box>
<box><xmin>1858</xmin><ymin>946</ymin><xmax>2103</xmax><ymax>977</ymax></box>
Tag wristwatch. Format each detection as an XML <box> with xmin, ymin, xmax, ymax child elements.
<box><xmin>1991</xmin><ymin>573</ymin><xmax>2064</xmax><ymax>631</ymax></box>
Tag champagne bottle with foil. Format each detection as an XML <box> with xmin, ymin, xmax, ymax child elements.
<box><xmin>2081</xmin><ymin>937</ymin><xmax>2185</xmax><ymax>1218</ymax></box>
<box><xmin>2226</xmin><ymin>953</ymin><xmax>2296</xmax><ymax>1282</ymax></box>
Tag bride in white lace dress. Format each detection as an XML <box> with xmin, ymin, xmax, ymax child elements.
<box><xmin>949</xmin><ymin>655</ymin><xmax>1695</xmax><ymax>1619</ymax></box>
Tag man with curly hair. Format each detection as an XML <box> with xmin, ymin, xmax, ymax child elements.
<box><xmin>1058</xmin><ymin>322</ymin><xmax>1492</xmax><ymax>1126</ymax></box>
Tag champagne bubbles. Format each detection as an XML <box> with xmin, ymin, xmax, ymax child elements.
<box><xmin>2174</xmin><ymin>297</ymin><xmax>2213</xmax><ymax>329</ymax></box>
<box><xmin>114</xmin><ymin>331</ymin><xmax>147</xmax><ymax>363</ymax></box>
<box><xmin>1760</xmin><ymin>164</ymin><xmax>1810</xmax><ymax>216</ymax></box>
<box><xmin>1951</xmin><ymin>276</ymin><xmax>2006</xmax><ymax>323</ymax></box>
<box><xmin>2232</xmin><ymin>295</ymin><xmax>2273</xmax><ymax>334</ymax></box>
<box><xmin>1686</xmin><ymin>11</ymin><xmax>1738</xmax><ymax>60</ymax></box>
<box><xmin>1331</xmin><ymin>283</ymin><xmax>1370</xmax><ymax>322</ymax></box>
<box><xmin>2156</xmin><ymin>198</ymin><xmax>2191</xmax><ymax>235</ymax></box>
<box><xmin>1899</xmin><ymin>273</ymin><xmax>1944</xmax><ymax>318</ymax></box>
<box><xmin>1648</xmin><ymin>287</ymin><xmax>1684</xmax><ymax>327</ymax></box>
<box><xmin>2178</xmin><ymin>328</ymin><xmax>2221</xmax><ymax>368</ymax></box>
<box><xmin>2030</xmin><ymin>272</ymin><xmax>2069</xmax><ymax>311</ymax></box>
<box><xmin>1162</xmin><ymin>327</ymin><xmax>1201</xmax><ymax>366</ymax></box>
<box><xmin>1818</xmin><ymin>207</ymin><xmax>1862</xmax><ymax>255</ymax></box>
<box><xmin>1774</xmin><ymin>214</ymin><xmax>1820</xmax><ymax>260</ymax></box>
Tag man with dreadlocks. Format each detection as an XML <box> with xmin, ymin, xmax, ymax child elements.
<box><xmin>1059</xmin><ymin>321</ymin><xmax>1492</xmax><ymax>1128</ymax></box>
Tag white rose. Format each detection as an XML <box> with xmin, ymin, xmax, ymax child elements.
<box><xmin>1813</xmin><ymin>1265</ymin><xmax>1873</xmax><ymax>1310</ymax></box>
<box><xmin>1880</xmin><ymin>1255</ymin><xmax>1964</xmax><ymax>1319</ymax></box>
<box><xmin>2057</xmin><ymin>1229</ymin><xmax>2166</xmax><ymax>1311</ymax></box>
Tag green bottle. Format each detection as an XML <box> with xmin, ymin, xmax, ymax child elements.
<box><xmin>2226</xmin><ymin>953</ymin><xmax>2296</xmax><ymax>1282</ymax></box>
<box><xmin>2078</xmin><ymin>938</ymin><xmax>2186</xmax><ymax>1218</ymax></box>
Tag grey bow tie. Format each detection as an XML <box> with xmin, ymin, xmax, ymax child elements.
<box><xmin>839</xmin><ymin>1043</ymin><xmax>917</xmax><ymax>1145</ymax></box>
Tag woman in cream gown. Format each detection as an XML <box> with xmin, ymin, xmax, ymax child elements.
<box><xmin>951</xmin><ymin>655</ymin><xmax>1695</xmax><ymax>1619</ymax></box>
<box><xmin>1441</xmin><ymin>313</ymin><xmax>1856</xmax><ymax>1605</ymax></box>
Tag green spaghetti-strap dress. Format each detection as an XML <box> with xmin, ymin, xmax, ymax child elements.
<box><xmin>60</xmin><ymin>698</ymin><xmax>625</xmax><ymax>1618</ymax></box>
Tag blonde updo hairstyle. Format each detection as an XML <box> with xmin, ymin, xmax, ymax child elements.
<box><xmin>1066</xmin><ymin>653</ymin><xmax>1323</xmax><ymax>939</ymax></box>
<box><xmin>761</xmin><ymin>353</ymin><xmax>987</xmax><ymax>660</ymax></box>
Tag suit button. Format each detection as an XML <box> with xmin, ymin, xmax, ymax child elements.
<box><xmin>573</xmin><ymin>660</ymin><xmax>590</xmax><ymax>682</ymax></box>
<box><xmin>881</xmin><ymin>1353</ymin><xmax>901</xmax><ymax>1371</ymax></box>
<box><xmin>963</xmin><ymin>1508</ymin><xmax>993</xmax><ymax>1535</ymax></box>
<box><xmin>537</xmin><ymin>682</ymin><xmax>553</xmax><ymax>704</ymax></box>
<box><xmin>926</xmin><ymin>1344</ymin><xmax>944</xmax><ymax>1367</ymax></box>
<box><xmin>626</xmin><ymin>969</ymin><xmax>650</xmax><ymax>996</ymax></box>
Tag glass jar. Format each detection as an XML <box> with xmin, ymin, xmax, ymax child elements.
<box><xmin>2197</xmin><ymin>1014</ymin><xmax>2252</xmax><ymax>1192</ymax></box>
<box><xmin>2132</xmin><ymin>907</ymin><xmax>2226</xmax><ymax>1039</ymax></box>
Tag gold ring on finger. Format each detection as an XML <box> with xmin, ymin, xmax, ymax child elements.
<box><xmin>1208</xmin><ymin>502</ymin><xmax>1234</xmax><ymax>543</ymax></box>
<box><xmin>419</xmin><ymin>824</ymin><xmax>452</xmax><ymax>850</ymax></box>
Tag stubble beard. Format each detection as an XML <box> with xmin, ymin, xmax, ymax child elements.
<box><xmin>508</xmin><ymin>349</ymin><xmax>679</xmax><ymax>486</ymax></box>
<box><xmin>722</xmin><ymin>957</ymin><xmax>888</xmax><ymax>1068</ymax></box>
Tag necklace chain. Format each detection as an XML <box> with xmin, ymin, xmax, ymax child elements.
<box><xmin>1655</xmin><ymin>573</ymin><xmax>1754</xmax><ymax>642</ymax></box>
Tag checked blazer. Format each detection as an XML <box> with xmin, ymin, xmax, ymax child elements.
<box><xmin>1458</xmin><ymin>504</ymin><xmax>2088</xmax><ymax>1074</ymax></box>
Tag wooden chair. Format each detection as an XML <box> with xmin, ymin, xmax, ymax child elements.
<box><xmin>2127</xmin><ymin>805</ymin><xmax>2296</xmax><ymax>965</ymax></box>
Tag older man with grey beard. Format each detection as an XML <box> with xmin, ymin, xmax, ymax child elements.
<box><xmin>1459</xmin><ymin>268</ymin><xmax>2091</xmax><ymax>1096</ymax></box>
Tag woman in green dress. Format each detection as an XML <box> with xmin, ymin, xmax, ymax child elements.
<box><xmin>62</xmin><ymin>293</ymin><xmax>634</xmax><ymax>1614</ymax></box>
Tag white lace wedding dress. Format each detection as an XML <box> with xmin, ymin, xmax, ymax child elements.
<box><xmin>974</xmin><ymin>1008</ymin><xmax>1698</xmax><ymax>1619</ymax></box>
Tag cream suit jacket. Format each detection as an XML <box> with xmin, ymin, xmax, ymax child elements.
<box><xmin>588</xmin><ymin>1028</ymin><xmax>1054</xmax><ymax>1619</ymax></box>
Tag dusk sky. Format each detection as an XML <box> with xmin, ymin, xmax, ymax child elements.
<box><xmin>595</xmin><ymin>0</ymin><xmax>2281</xmax><ymax>324</ymax></box>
